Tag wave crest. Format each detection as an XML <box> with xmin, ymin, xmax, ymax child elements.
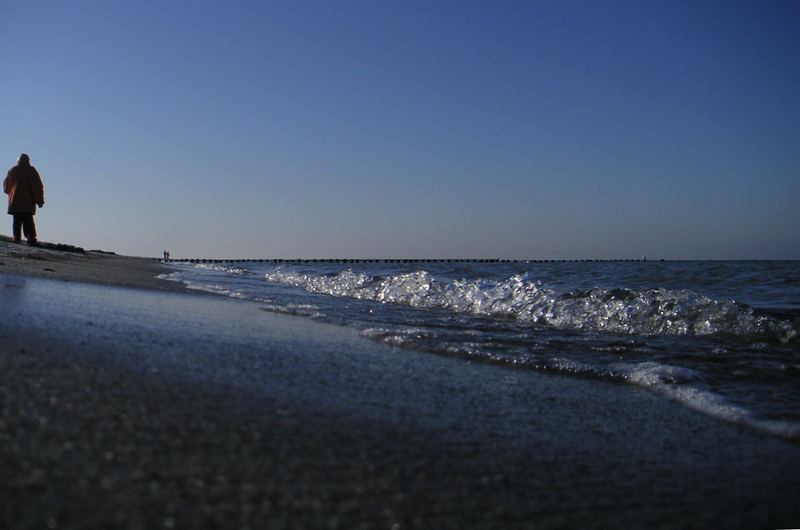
<box><xmin>264</xmin><ymin>269</ymin><xmax>797</xmax><ymax>342</ymax></box>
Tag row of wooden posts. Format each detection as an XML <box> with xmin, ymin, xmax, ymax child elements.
<box><xmin>159</xmin><ymin>257</ymin><xmax>653</xmax><ymax>264</ymax></box>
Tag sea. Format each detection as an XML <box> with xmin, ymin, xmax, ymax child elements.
<box><xmin>159</xmin><ymin>259</ymin><xmax>800</xmax><ymax>439</ymax></box>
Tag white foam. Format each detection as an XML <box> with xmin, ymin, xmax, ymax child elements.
<box><xmin>264</xmin><ymin>268</ymin><xmax>798</xmax><ymax>342</ymax></box>
<box><xmin>259</xmin><ymin>303</ymin><xmax>326</xmax><ymax>319</ymax></box>
<box><xmin>193</xmin><ymin>263</ymin><xmax>251</xmax><ymax>275</ymax></box>
<box><xmin>612</xmin><ymin>361</ymin><xmax>800</xmax><ymax>439</ymax></box>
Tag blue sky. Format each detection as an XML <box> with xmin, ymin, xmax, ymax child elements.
<box><xmin>2</xmin><ymin>1</ymin><xmax>798</xmax><ymax>259</ymax></box>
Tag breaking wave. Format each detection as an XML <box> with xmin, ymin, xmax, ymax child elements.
<box><xmin>264</xmin><ymin>269</ymin><xmax>798</xmax><ymax>343</ymax></box>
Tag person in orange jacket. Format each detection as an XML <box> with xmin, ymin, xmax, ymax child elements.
<box><xmin>3</xmin><ymin>153</ymin><xmax>44</xmax><ymax>245</ymax></box>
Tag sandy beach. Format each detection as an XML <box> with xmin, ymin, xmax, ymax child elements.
<box><xmin>1</xmin><ymin>239</ymin><xmax>799</xmax><ymax>529</ymax></box>
<box><xmin>0</xmin><ymin>235</ymin><xmax>184</xmax><ymax>292</ymax></box>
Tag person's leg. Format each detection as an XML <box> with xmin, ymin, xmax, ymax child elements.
<box><xmin>22</xmin><ymin>214</ymin><xmax>37</xmax><ymax>243</ymax></box>
<box><xmin>12</xmin><ymin>214</ymin><xmax>22</xmax><ymax>242</ymax></box>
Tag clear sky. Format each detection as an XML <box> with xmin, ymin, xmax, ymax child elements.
<box><xmin>2</xmin><ymin>0</ymin><xmax>798</xmax><ymax>259</ymax></box>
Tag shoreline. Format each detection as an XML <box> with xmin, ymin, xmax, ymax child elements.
<box><xmin>1</xmin><ymin>240</ymin><xmax>800</xmax><ymax>528</ymax></box>
<box><xmin>0</xmin><ymin>236</ymin><xmax>186</xmax><ymax>292</ymax></box>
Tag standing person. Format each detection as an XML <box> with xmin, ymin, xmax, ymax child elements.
<box><xmin>3</xmin><ymin>153</ymin><xmax>44</xmax><ymax>245</ymax></box>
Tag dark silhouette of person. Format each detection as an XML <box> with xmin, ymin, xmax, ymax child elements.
<box><xmin>3</xmin><ymin>154</ymin><xmax>44</xmax><ymax>245</ymax></box>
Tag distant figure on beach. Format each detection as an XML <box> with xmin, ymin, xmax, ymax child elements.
<box><xmin>163</xmin><ymin>250</ymin><xmax>170</xmax><ymax>260</ymax></box>
<box><xmin>3</xmin><ymin>154</ymin><xmax>44</xmax><ymax>245</ymax></box>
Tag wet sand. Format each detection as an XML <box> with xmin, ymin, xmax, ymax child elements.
<box><xmin>1</xmin><ymin>239</ymin><xmax>799</xmax><ymax>529</ymax></box>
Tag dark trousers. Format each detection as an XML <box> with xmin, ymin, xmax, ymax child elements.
<box><xmin>11</xmin><ymin>213</ymin><xmax>37</xmax><ymax>242</ymax></box>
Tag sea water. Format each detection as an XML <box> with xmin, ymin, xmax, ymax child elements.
<box><xmin>159</xmin><ymin>260</ymin><xmax>800</xmax><ymax>438</ymax></box>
